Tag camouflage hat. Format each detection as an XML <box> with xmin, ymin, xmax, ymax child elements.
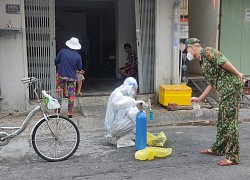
<box><xmin>183</xmin><ymin>38</ymin><xmax>201</xmax><ymax>53</ymax></box>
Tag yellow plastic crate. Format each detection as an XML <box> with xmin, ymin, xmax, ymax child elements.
<box><xmin>159</xmin><ymin>84</ymin><xmax>192</xmax><ymax>106</ymax></box>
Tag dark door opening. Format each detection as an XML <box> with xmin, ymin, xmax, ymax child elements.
<box><xmin>86</xmin><ymin>12</ymin><xmax>116</xmax><ymax>79</ymax></box>
<box><xmin>55</xmin><ymin>0</ymin><xmax>120</xmax><ymax>95</ymax></box>
<box><xmin>55</xmin><ymin>0</ymin><xmax>116</xmax><ymax>80</ymax></box>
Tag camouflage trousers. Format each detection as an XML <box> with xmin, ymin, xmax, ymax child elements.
<box><xmin>56</xmin><ymin>74</ymin><xmax>76</xmax><ymax>115</ymax></box>
<box><xmin>210</xmin><ymin>85</ymin><xmax>242</xmax><ymax>163</ymax></box>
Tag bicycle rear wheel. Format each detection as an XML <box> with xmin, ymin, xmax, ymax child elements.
<box><xmin>32</xmin><ymin>115</ymin><xmax>80</xmax><ymax>162</ymax></box>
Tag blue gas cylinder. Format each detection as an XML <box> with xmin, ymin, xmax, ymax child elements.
<box><xmin>136</xmin><ymin>110</ymin><xmax>147</xmax><ymax>150</ymax></box>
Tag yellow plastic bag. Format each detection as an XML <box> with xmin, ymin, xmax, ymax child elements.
<box><xmin>150</xmin><ymin>147</ymin><xmax>172</xmax><ymax>158</ymax></box>
<box><xmin>147</xmin><ymin>131</ymin><xmax>167</xmax><ymax>147</ymax></box>
<box><xmin>135</xmin><ymin>147</ymin><xmax>172</xmax><ymax>161</ymax></box>
<box><xmin>135</xmin><ymin>147</ymin><xmax>154</xmax><ymax>161</ymax></box>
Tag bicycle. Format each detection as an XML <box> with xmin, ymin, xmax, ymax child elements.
<box><xmin>0</xmin><ymin>77</ymin><xmax>80</xmax><ymax>162</ymax></box>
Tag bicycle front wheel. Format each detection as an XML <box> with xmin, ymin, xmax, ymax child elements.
<box><xmin>32</xmin><ymin>115</ymin><xmax>80</xmax><ymax>162</ymax></box>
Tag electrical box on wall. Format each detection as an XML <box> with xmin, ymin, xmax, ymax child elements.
<box><xmin>6</xmin><ymin>4</ymin><xmax>20</xmax><ymax>14</ymax></box>
<box><xmin>0</xmin><ymin>1</ymin><xmax>22</xmax><ymax>31</ymax></box>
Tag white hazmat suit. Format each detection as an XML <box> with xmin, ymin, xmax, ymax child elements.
<box><xmin>104</xmin><ymin>77</ymin><xmax>144</xmax><ymax>148</ymax></box>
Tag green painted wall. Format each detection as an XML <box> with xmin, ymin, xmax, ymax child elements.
<box><xmin>220</xmin><ymin>0</ymin><xmax>250</xmax><ymax>75</ymax></box>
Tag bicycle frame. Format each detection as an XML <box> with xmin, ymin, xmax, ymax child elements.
<box><xmin>0</xmin><ymin>78</ymin><xmax>59</xmax><ymax>143</ymax></box>
<box><xmin>1</xmin><ymin>110</ymin><xmax>60</xmax><ymax>142</ymax></box>
<box><xmin>0</xmin><ymin>106</ymin><xmax>40</xmax><ymax>140</ymax></box>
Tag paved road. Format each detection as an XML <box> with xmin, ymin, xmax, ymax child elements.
<box><xmin>0</xmin><ymin>122</ymin><xmax>250</xmax><ymax>180</ymax></box>
<box><xmin>1</xmin><ymin>96</ymin><xmax>250</xmax><ymax>180</ymax></box>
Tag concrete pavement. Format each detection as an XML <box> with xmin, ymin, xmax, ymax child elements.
<box><xmin>0</xmin><ymin>96</ymin><xmax>250</xmax><ymax>179</ymax></box>
<box><xmin>1</xmin><ymin>123</ymin><xmax>250</xmax><ymax>179</ymax></box>
<box><xmin>0</xmin><ymin>95</ymin><xmax>250</xmax><ymax>161</ymax></box>
<box><xmin>77</xmin><ymin>94</ymin><xmax>250</xmax><ymax>126</ymax></box>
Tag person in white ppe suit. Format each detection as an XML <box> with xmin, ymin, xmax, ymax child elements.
<box><xmin>104</xmin><ymin>77</ymin><xmax>145</xmax><ymax>148</ymax></box>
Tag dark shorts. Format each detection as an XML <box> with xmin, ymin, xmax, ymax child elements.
<box><xmin>120</xmin><ymin>66</ymin><xmax>130</xmax><ymax>70</ymax></box>
<box><xmin>119</xmin><ymin>66</ymin><xmax>138</xmax><ymax>78</ymax></box>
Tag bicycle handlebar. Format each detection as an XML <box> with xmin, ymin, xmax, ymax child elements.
<box><xmin>21</xmin><ymin>77</ymin><xmax>38</xmax><ymax>84</ymax></box>
<box><xmin>21</xmin><ymin>77</ymin><xmax>42</xmax><ymax>100</ymax></box>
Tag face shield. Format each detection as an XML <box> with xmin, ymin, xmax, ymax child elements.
<box><xmin>127</xmin><ymin>83</ymin><xmax>138</xmax><ymax>97</ymax></box>
<box><xmin>122</xmin><ymin>77</ymin><xmax>138</xmax><ymax>97</ymax></box>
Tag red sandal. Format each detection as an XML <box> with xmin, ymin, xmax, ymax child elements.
<box><xmin>200</xmin><ymin>149</ymin><xmax>216</xmax><ymax>155</ymax></box>
<box><xmin>217</xmin><ymin>159</ymin><xmax>239</xmax><ymax>166</ymax></box>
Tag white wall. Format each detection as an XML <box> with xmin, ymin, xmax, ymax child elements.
<box><xmin>116</xmin><ymin>0</ymin><xmax>136</xmax><ymax>78</ymax></box>
<box><xmin>155</xmin><ymin>0</ymin><xmax>176</xmax><ymax>93</ymax></box>
<box><xmin>0</xmin><ymin>0</ymin><xmax>28</xmax><ymax>112</ymax></box>
<box><xmin>188</xmin><ymin>0</ymin><xmax>220</xmax><ymax>74</ymax></box>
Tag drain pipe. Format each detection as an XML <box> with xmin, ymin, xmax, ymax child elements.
<box><xmin>172</xmin><ymin>0</ymin><xmax>181</xmax><ymax>84</ymax></box>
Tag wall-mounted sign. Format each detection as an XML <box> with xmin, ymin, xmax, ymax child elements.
<box><xmin>246</xmin><ymin>9</ymin><xmax>250</xmax><ymax>22</ymax></box>
<box><xmin>180</xmin><ymin>0</ymin><xmax>188</xmax><ymax>16</ymax></box>
<box><xmin>6</xmin><ymin>4</ymin><xmax>20</xmax><ymax>14</ymax></box>
<box><xmin>180</xmin><ymin>22</ymin><xmax>189</xmax><ymax>39</ymax></box>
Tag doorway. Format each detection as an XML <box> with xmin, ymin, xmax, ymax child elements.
<box><xmin>55</xmin><ymin>0</ymin><xmax>116</xmax><ymax>80</ymax></box>
<box><xmin>55</xmin><ymin>0</ymin><xmax>118</xmax><ymax>95</ymax></box>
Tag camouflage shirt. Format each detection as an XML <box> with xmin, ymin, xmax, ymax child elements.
<box><xmin>199</xmin><ymin>47</ymin><xmax>242</xmax><ymax>98</ymax></box>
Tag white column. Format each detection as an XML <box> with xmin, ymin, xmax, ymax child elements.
<box><xmin>155</xmin><ymin>0</ymin><xmax>176</xmax><ymax>95</ymax></box>
<box><xmin>172</xmin><ymin>1</ymin><xmax>180</xmax><ymax>84</ymax></box>
<box><xmin>0</xmin><ymin>0</ymin><xmax>28</xmax><ymax>112</ymax></box>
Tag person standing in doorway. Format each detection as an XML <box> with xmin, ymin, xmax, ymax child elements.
<box><xmin>55</xmin><ymin>37</ymin><xmax>84</xmax><ymax>118</ymax></box>
<box><xmin>118</xmin><ymin>43</ymin><xmax>138</xmax><ymax>80</ymax></box>
<box><xmin>183</xmin><ymin>38</ymin><xmax>246</xmax><ymax>166</ymax></box>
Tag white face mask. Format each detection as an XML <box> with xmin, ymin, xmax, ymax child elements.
<box><xmin>187</xmin><ymin>52</ymin><xmax>195</xmax><ymax>61</ymax></box>
<box><xmin>127</xmin><ymin>88</ymin><xmax>137</xmax><ymax>97</ymax></box>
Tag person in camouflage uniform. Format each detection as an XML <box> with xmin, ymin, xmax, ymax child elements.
<box><xmin>183</xmin><ymin>38</ymin><xmax>246</xmax><ymax>166</ymax></box>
